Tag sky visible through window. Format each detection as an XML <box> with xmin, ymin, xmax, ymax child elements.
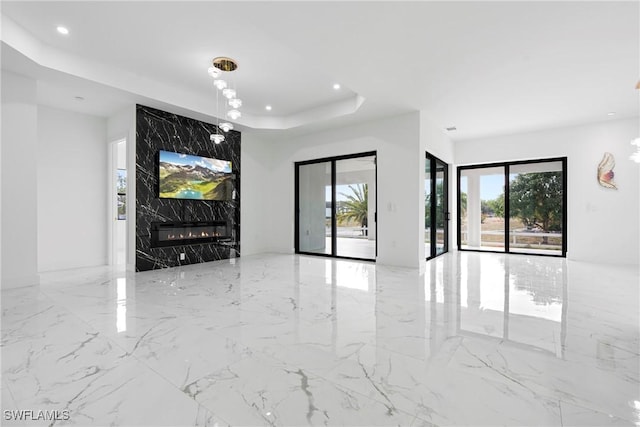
<box><xmin>459</xmin><ymin>174</ymin><xmax>505</xmax><ymax>200</ymax></box>
<box><xmin>326</xmin><ymin>184</ymin><xmax>364</xmax><ymax>218</ymax></box>
<box><xmin>326</xmin><ymin>184</ymin><xmax>361</xmax><ymax>202</ymax></box>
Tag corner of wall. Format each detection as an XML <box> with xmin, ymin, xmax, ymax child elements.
<box><xmin>1</xmin><ymin>71</ymin><xmax>40</xmax><ymax>288</ymax></box>
<box><xmin>107</xmin><ymin>104</ymin><xmax>138</xmax><ymax>270</ymax></box>
<box><xmin>420</xmin><ymin>110</ymin><xmax>457</xmax><ymax>261</ymax></box>
<box><xmin>240</xmin><ymin>131</ymin><xmax>275</xmax><ymax>256</ymax></box>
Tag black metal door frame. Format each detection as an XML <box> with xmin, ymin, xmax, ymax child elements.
<box><xmin>295</xmin><ymin>151</ymin><xmax>377</xmax><ymax>262</ymax></box>
<box><xmin>426</xmin><ymin>152</ymin><xmax>449</xmax><ymax>261</ymax></box>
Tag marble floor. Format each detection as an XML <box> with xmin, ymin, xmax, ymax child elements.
<box><xmin>329</xmin><ymin>237</ymin><xmax>376</xmax><ymax>260</ymax></box>
<box><xmin>2</xmin><ymin>252</ymin><xmax>639</xmax><ymax>426</ymax></box>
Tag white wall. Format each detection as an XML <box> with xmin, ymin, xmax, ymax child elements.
<box><xmin>107</xmin><ymin>105</ymin><xmax>136</xmax><ymax>269</ymax></box>
<box><xmin>1</xmin><ymin>74</ymin><xmax>2</xmax><ymax>289</ymax></box>
<box><xmin>264</xmin><ymin>112</ymin><xmax>424</xmax><ymax>268</ymax></box>
<box><xmin>37</xmin><ymin>106</ymin><xmax>108</xmax><ymax>271</ymax></box>
<box><xmin>455</xmin><ymin>118</ymin><xmax>640</xmax><ymax>267</ymax></box>
<box><xmin>1</xmin><ymin>71</ymin><xmax>40</xmax><ymax>288</ymax></box>
<box><xmin>420</xmin><ymin>113</ymin><xmax>455</xmax><ymax>164</ymax></box>
<box><xmin>240</xmin><ymin>130</ymin><xmax>274</xmax><ymax>256</ymax></box>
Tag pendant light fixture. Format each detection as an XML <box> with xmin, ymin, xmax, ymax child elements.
<box><xmin>208</xmin><ymin>56</ymin><xmax>242</xmax><ymax>143</ymax></box>
<box><xmin>210</xmin><ymin>84</ymin><xmax>224</xmax><ymax>144</ymax></box>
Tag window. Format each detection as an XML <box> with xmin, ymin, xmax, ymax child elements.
<box><xmin>457</xmin><ymin>158</ymin><xmax>567</xmax><ymax>257</ymax></box>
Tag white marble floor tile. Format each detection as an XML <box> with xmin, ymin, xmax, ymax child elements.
<box><xmin>2</xmin><ymin>252</ymin><xmax>638</xmax><ymax>426</ymax></box>
<box><xmin>559</xmin><ymin>400</ymin><xmax>638</xmax><ymax>427</ymax></box>
<box><xmin>448</xmin><ymin>334</ymin><xmax>640</xmax><ymax>423</ymax></box>
<box><xmin>4</xmin><ymin>356</ymin><xmax>227</xmax><ymax>426</ymax></box>
<box><xmin>181</xmin><ymin>351</ymin><xmax>434</xmax><ymax>426</ymax></box>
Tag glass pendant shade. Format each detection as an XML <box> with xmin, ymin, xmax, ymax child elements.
<box><xmin>213</xmin><ymin>79</ymin><xmax>227</xmax><ymax>90</ymax></box>
<box><xmin>222</xmin><ymin>88</ymin><xmax>236</xmax><ymax>99</ymax></box>
<box><xmin>219</xmin><ymin>122</ymin><xmax>234</xmax><ymax>132</ymax></box>
<box><xmin>208</xmin><ymin>67</ymin><xmax>221</xmax><ymax>78</ymax></box>
<box><xmin>210</xmin><ymin>133</ymin><xmax>225</xmax><ymax>144</ymax></box>
<box><xmin>228</xmin><ymin>98</ymin><xmax>242</xmax><ymax>109</ymax></box>
<box><xmin>631</xmin><ymin>138</ymin><xmax>640</xmax><ymax>163</ymax></box>
<box><xmin>227</xmin><ymin>109</ymin><xmax>241</xmax><ymax>120</ymax></box>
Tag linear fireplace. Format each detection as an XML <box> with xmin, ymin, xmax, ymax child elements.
<box><xmin>150</xmin><ymin>221</ymin><xmax>230</xmax><ymax>248</ymax></box>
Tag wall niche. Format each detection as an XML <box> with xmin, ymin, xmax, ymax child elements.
<box><xmin>135</xmin><ymin>105</ymin><xmax>240</xmax><ymax>271</ymax></box>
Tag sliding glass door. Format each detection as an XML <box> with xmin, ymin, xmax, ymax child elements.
<box><xmin>457</xmin><ymin>158</ymin><xmax>567</xmax><ymax>257</ymax></box>
<box><xmin>425</xmin><ymin>153</ymin><xmax>449</xmax><ymax>260</ymax></box>
<box><xmin>296</xmin><ymin>152</ymin><xmax>377</xmax><ymax>261</ymax></box>
<box><xmin>508</xmin><ymin>161</ymin><xmax>564</xmax><ymax>255</ymax></box>
<box><xmin>297</xmin><ymin>161</ymin><xmax>332</xmax><ymax>255</ymax></box>
<box><xmin>335</xmin><ymin>156</ymin><xmax>377</xmax><ymax>259</ymax></box>
<box><xmin>459</xmin><ymin>166</ymin><xmax>506</xmax><ymax>252</ymax></box>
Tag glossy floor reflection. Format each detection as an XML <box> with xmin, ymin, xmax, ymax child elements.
<box><xmin>2</xmin><ymin>253</ymin><xmax>638</xmax><ymax>426</ymax></box>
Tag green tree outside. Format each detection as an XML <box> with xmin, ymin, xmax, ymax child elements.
<box><xmin>426</xmin><ymin>181</ymin><xmax>458</xmax><ymax>228</ymax></box>
<box><xmin>486</xmin><ymin>193</ymin><xmax>505</xmax><ymax>218</ymax></box>
<box><xmin>479</xmin><ymin>172</ymin><xmax>562</xmax><ymax>244</ymax></box>
<box><xmin>337</xmin><ymin>184</ymin><xmax>368</xmax><ymax>232</ymax></box>
<box><xmin>509</xmin><ymin>172</ymin><xmax>563</xmax><ymax>239</ymax></box>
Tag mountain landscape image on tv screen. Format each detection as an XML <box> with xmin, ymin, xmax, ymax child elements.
<box><xmin>158</xmin><ymin>150</ymin><xmax>234</xmax><ymax>200</ymax></box>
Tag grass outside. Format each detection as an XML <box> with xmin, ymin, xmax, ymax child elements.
<box><xmin>460</xmin><ymin>217</ymin><xmax>562</xmax><ymax>250</ymax></box>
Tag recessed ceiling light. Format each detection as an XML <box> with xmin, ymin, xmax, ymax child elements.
<box><xmin>56</xmin><ymin>26</ymin><xmax>69</xmax><ymax>35</ymax></box>
<box><xmin>265</xmin><ymin>105</ymin><xmax>272</xmax><ymax>111</ymax></box>
<box><xmin>333</xmin><ymin>83</ymin><xmax>341</xmax><ymax>90</ymax></box>
<box><xmin>607</xmin><ymin>112</ymin><xmax>616</xmax><ymax>116</ymax></box>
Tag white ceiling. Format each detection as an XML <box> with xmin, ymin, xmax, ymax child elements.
<box><xmin>1</xmin><ymin>1</ymin><xmax>638</xmax><ymax>141</ymax></box>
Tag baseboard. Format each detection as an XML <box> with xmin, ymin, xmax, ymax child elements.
<box><xmin>1</xmin><ymin>273</ymin><xmax>40</xmax><ymax>290</ymax></box>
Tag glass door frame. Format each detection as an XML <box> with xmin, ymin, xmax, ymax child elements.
<box><xmin>425</xmin><ymin>152</ymin><xmax>449</xmax><ymax>261</ymax></box>
<box><xmin>456</xmin><ymin>157</ymin><xmax>567</xmax><ymax>257</ymax></box>
<box><xmin>295</xmin><ymin>151</ymin><xmax>377</xmax><ymax>262</ymax></box>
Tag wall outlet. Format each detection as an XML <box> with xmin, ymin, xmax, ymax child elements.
<box><xmin>179</xmin><ymin>253</ymin><xmax>185</xmax><ymax>261</ymax></box>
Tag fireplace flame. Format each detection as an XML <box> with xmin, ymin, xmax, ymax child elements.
<box><xmin>158</xmin><ymin>224</ymin><xmax>225</xmax><ymax>244</ymax></box>
<box><xmin>165</xmin><ymin>231</ymin><xmax>219</xmax><ymax>240</ymax></box>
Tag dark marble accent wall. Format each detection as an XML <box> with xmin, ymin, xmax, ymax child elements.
<box><xmin>135</xmin><ymin>105</ymin><xmax>240</xmax><ymax>271</ymax></box>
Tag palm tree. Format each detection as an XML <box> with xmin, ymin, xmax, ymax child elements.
<box><xmin>337</xmin><ymin>184</ymin><xmax>368</xmax><ymax>234</ymax></box>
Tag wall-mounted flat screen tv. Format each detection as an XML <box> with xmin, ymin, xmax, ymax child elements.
<box><xmin>158</xmin><ymin>150</ymin><xmax>234</xmax><ymax>200</ymax></box>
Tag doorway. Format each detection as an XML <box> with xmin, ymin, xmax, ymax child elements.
<box><xmin>110</xmin><ymin>138</ymin><xmax>127</xmax><ymax>268</ymax></box>
<box><xmin>295</xmin><ymin>152</ymin><xmax>377</xmax><ymax>261</ymax></box>
<box><xmin>425</xmin><ymin>153</ymin><xmax>449</xmax><ymax>260</ymax></box>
